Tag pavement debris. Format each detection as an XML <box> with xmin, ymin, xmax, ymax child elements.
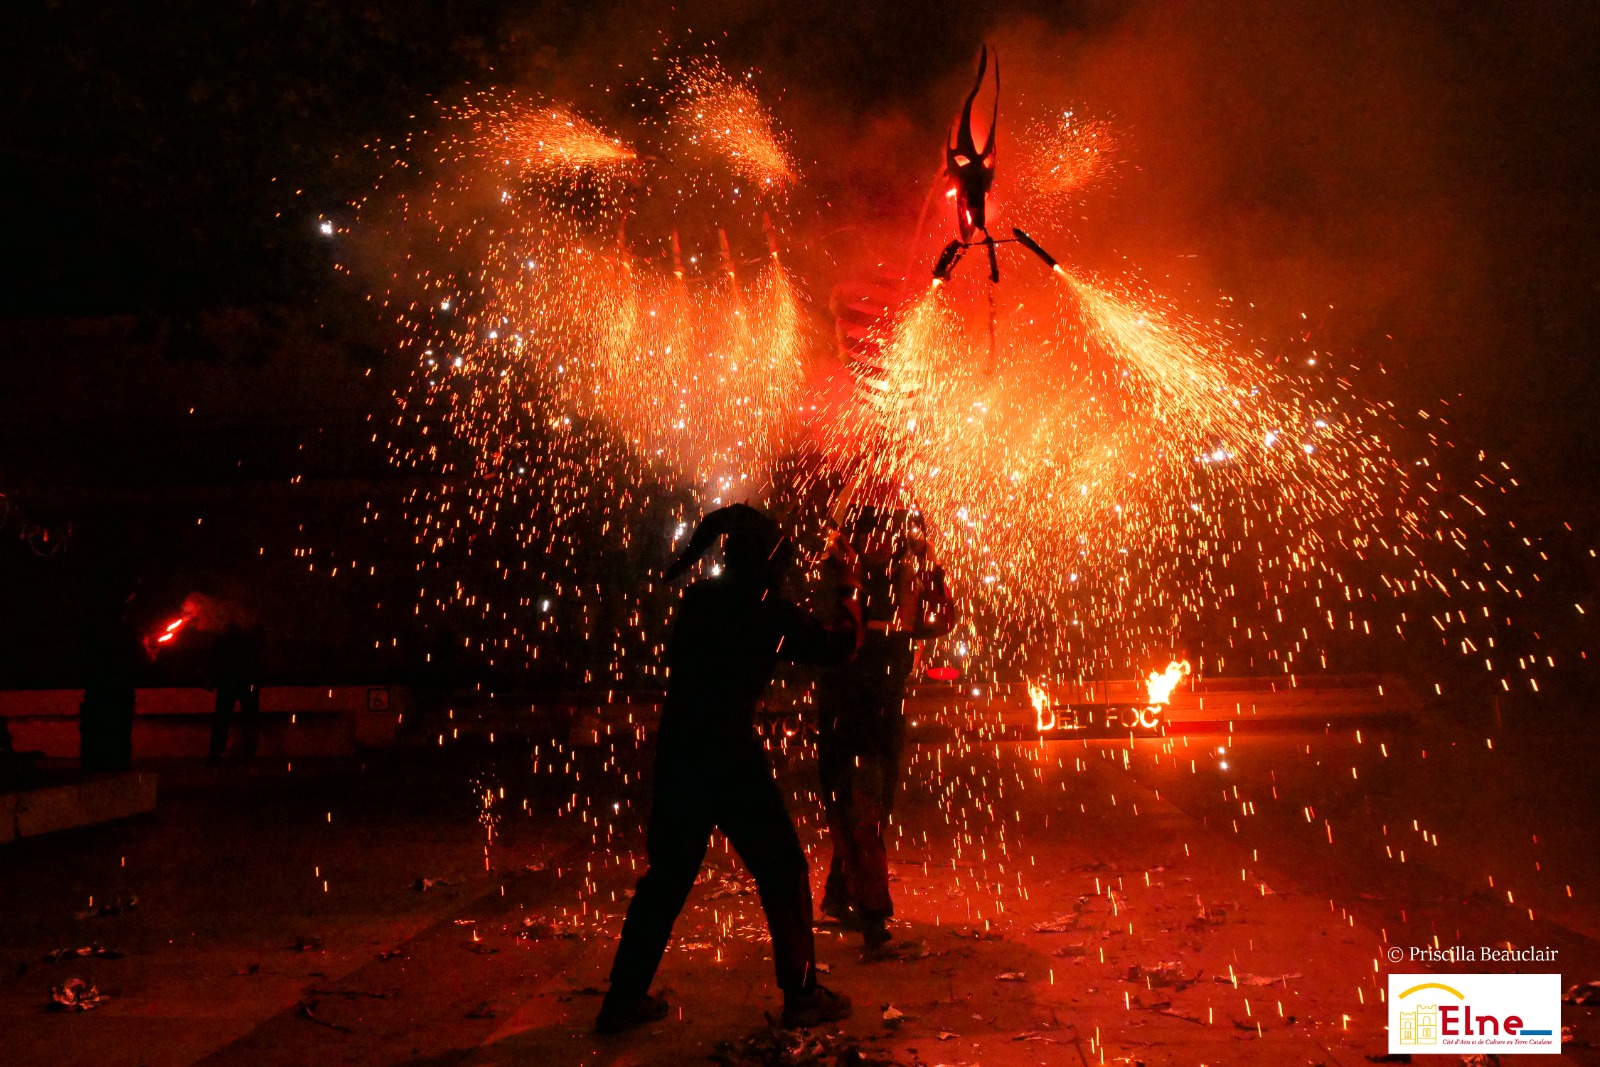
<box><xmin>75</xmin><ymin>895</ymin><xmax>138</xmax><ymax>920</ymax></box>
<box><xmin>412</xmin><ymin>876</ymin><xmax>459</xmax><ymax>891</ymax></box>
<box><xmin>866</xmin><ymin>938</ymin><xmax>930</xmax><ymax>962</ymax></box>
<box><xmin>711</xmin><ymin>1023</ymin><xmax>905</xmax><ymax>1066</ymax></box>
<box><xmin>1563</xmin><ymin>979</ymin><xmax>1600</xmax><ymax>1004</ymax></box>
<box><xmin>1215</xmin><ymin>970</ymin><xmax>1299</xmax><ymax>987</ymax></box>
<box><xmin>516</xmin><ymin>915</ymin><xmax>578</xmax><ymax>941</ymax></box>
<box><xmin>48</xmin><ymin>977</ymin><xmax>104</xmax><ymax>1012</ymax></box>
<box><xmin>1128</xmin><ymin>961</ymin><xmax>1199</xmax><ymax>989</ymax></box>
<box><xmin>706</xmin><ymin>875</ymin><xmax>758</xmax><ymax>899</ymax></box>
<box><xmin>44</xmin><ymin>943</ymin><xmax>122</xmax><ymax>963</ymax></box>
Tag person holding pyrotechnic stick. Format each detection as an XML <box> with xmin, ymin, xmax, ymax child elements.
<box><xmin>597</xmin><ymin>504</ymin><xmax>862</xmax><ymax>1034</ymax></box>
<box><xmin>816</xmin><ymin>509</ymin><xmax>955</xmax><ymax>951</ymax></box>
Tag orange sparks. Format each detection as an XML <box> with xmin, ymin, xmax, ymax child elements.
<box><xmin>485</xmin><ymin>102</ymin><xmax>636</xmax><ymax>177</ymax></box>
<box><xmin>674</xmin><ymin>62</ymin><xmax>796</xmax><ymax>187</ymax></box>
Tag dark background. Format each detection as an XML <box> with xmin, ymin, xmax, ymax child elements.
<box><xmin>2</xmin><ymin>0</ymin><xmax>1597</xmax><ymax>688</ymax></box>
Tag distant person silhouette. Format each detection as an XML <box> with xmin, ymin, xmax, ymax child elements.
<box><xmin>207</xmin><ymin>616</ymin><xmax>262</xmax><ymax>763</ymax></box>
<box><xmin>596</xmin><ymin>504</ymin><xmax>862</xmax><ymax>1034</ymax></box>
<box><xmin>79</xmin><ymin>587</ymin><xmax>144</xmax><ymax>773</ymax></box>
<box><xmin>169</xmin><ymin>593</ymin><xmax>264</xmax><ymax>764</ymax></box>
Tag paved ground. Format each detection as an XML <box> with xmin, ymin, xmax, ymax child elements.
<box><xmin>3</xmin><ymin>704</ymin><xmax>1598</xmax><ymax>1066</ymax></box>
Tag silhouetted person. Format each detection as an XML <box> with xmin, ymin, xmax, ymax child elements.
<box><xmin>80</xmin><ymin>590</ymin><xmax>144</xmax><ymax>773</ymax></box>
<box><xmin>816</xmin><ymin>511</ymin><xmax>954</xmax><ymax>949</ymax></box>
<box><xmin>207</xmin><ymin>618</ymin><xmax>263</xmax><ymax>763</ymax></box>
<box><xmin>596</xmin><ymin>504</ymin><xmax>861</xmax><ymax>1034</ymax></box>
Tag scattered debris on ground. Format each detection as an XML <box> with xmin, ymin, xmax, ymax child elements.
<box><xmin>44</xmin><ymin>943</ymin><xmax>122</xmax><ymax>963</ymax></box>
<box><xmin>1218</xmin><ymin>970</ymin><xmax>1300</xmax><ymax>987</ymax></box>
<box><xmin>75</xmin><ymin>895</ymin><xmax>138</xmax><ymax>920</ymax></box>
<box><xmin>1128</xmin><ymin>961</ymin><xmax>1199</xmax><ymax>989</ymax></box>
<box><xmin>412</xmin><ymin>876</ymin><xmax>459</xmax><ymax>891</ymax></box>
<box><xmin>1564</xmin><ymin>980</ymin><xmax>1600</xmax><ymax>1004</ymax></box>
<box><xmin>48</xmin><ymin>978</ymin><xmax>104</xmax><ymax>1012</ymax></box>
<box><xmin>516</xmin><ymin>915</ymin><xmax>579</xmax><ymax>941</ymax></box>
<box><xmin>710</xmin><ymin>1023</ymin><xmax>906</xmax><ymax>1066</ymax></box>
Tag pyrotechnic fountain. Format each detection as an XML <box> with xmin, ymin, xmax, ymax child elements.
<box><xmin>335</xmin><ymin>49</ymin><xmax>1550</xmax><ymax>700</ymax></box>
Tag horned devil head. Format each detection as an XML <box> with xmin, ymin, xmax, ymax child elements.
<box><xmin>946</xmin><ymin>45</ymin><xmax>999</xmax><ymax>242</ymax></box>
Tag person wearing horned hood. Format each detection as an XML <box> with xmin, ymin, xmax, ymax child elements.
<box><xmin>596</xmin><ymin>503</ymin><xmax>862</xmax><ymax>1034</ymax></box>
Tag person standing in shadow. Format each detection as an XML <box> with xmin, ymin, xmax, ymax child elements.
<box><xmin>205</xmin><ymin>601</ymin><xmax>263</xmax><ymax>764</ymax></box>
<box><xmin>79</xmin><ymin>585</ymin><xmax>144</xmax><ymax>773</ymax></box>
<box><xmin>596</xmin><ymin>504</ymin><xmax>862</xmax><ymax>1034</ymax></box>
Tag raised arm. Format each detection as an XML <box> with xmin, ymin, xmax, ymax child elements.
<box><xmin>775</xmin><ymin>542</ymin><xmax>863</xmax><ymax>666</ymax></box>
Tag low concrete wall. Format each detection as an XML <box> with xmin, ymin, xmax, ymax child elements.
<box><xmin>0</xmin><ymin>686</ymin><xmax>411</xmax><ymax>759</ymax></box>
<box><xmin>4</xmin><ymin>771</ymin><xmax>158</xmax><ymax>842</ymax></box>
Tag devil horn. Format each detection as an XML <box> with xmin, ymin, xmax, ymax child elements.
<box><xmin>951</xmin><ymin>45</ymin><xmax>989</xmax><ymax>155</ymax></box>
<box><xmin>983</xmin><ymin>48</ymin><xmax>999</xmax><ymax>158</ymax></box>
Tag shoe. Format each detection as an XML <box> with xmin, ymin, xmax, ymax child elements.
<box><xmin>781</xmin><ymin>983</ymin><xmax>852</xmax><ymax>1029</ymax></box>
<box><xmin>861</xmin><ymin>919</ymin><xmax>893</xmax><ymax>952</ymax></box>
<box><xmin>594</xmin><ymin>991</ymin><xmax>669</xmax><ymax>1034</ymax></box>
<box><xmin>819</xmin><ymin>899</ymin><xmax>862</xmax><ymax>930</ymax></box>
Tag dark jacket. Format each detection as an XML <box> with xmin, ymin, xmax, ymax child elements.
<box><xmin>659</xmin><ymin>577</ymin><xmax>859</xmax><ymax>751</ymax></box>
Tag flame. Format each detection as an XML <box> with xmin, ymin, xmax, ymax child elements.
<box><xmin>153</xmin><ymin>616</ymin><xmax>187</xmax><ymax>646</ymax></box>
<box><xmin>1145</xmin><ymin>659</ymin><xmax>1191</xmax><ymax>706</ymax></box>
<box><xmin>1028</xmin><ymin>678</ymin><xmax>1055</xmax><ymax>732</ymax></box>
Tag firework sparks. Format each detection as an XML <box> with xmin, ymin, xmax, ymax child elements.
<box><xmin>482</xmin><ymin>102</ymin><xmax>637</xmax><ymax>178</ymax></box>
<box><xmin>673</xmin><ymin>62</ymin><xmax>796</xmax><ymax>187</ymax></box>
<box><xmin>1013</xmin><ymin>110</ymin><xmax>1116</xmax><ymax>213</ymax></box>
<box><xmin>341</xmin><ymin>62</ymin><xmax>809</xmax><ymax>681</ymax></box>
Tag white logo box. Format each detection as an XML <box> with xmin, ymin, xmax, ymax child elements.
<box><xmin>1388</xmin><ymin>972</ymin><xmax>1561</xmax><ymax>1055</ymax></box>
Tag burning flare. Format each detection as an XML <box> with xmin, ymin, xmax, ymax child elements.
<box><xmin>1145</xmin><ymin>659</ymin><xmax>1192</xmax><ymax>706</ymax></box>
<box><xmin>1028</xmin><ymin>678</ymin><xmax>1055</xmax><ymax>732</ymax></box>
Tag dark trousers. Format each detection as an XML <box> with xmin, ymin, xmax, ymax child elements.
<box><xmin>816</xmin><ymin>633</ymin><xmax>912</xmax><ymax>921</ymax></box>
<box><xmin>79</xmin><ymin>685</ymin><xmax>135</xmax><ymax>772</ymax></box>
<box><xmin>209</xmin><ymin>684</ymin><xmax>260</xmax><ymax>762</ymax></box>
<box><xmin>607</xmin><ymin>740</ymin><xmax>815</xmax><ymax>1000</ymax></box>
